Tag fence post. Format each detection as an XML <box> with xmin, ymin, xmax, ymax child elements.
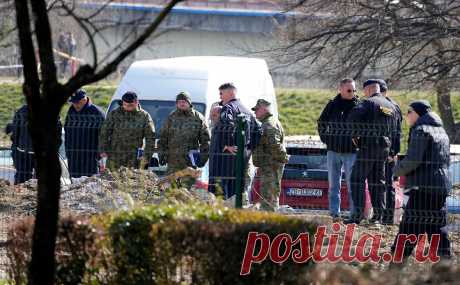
<box><xmin>235</xmin><ymin>114</ymin><xmax>246</xmax><ymax>208</ymax></box>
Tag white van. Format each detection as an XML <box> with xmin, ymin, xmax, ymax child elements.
<box><xmin>107</xmin><ymin>56</ymin><xmax>277</xmax><ymax>186</ymax></box>
<box><xmin>107</xmin><ymin>56</ymin><xmax>278</xmax><ymax>130</ymax></box>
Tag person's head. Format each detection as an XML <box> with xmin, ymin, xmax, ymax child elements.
<box><xmin>121</xmin><ymin>91</ymin><xmax>138</xmax><ymax>112</ymax></box>
<box><xmin>210</xmin><ymin>104</ymin><xmax>222</xmax><ymax>124</ymax></box>
<box><xmin>407</xmin><ymin>100</ymin><xmax>431</xmax><ymax>127</ymax></box>
<box><xmin>176</xmin><ymin>91</ymin><xmax>192</xmax><ymax>111</ymax></box>
<box><xmin>362</xmin><ymin>79</ymin><xmax>381</xmax><ymax>97</ymax></box>
<box><xmin>377</xmin><ymin>79</ymin><xmax>388</xmax><ymax>96</ymax></box>
<box><xmin>69</xmin><ymin>89</ymin><xmax>88</xmax><ymax>111</ymax></box>
<box><xmin>338</xmin><ymin>78</ymin><xmax>356</xmax><ymax>100</ymax></box>
<box><xmin>219</xmin><ymin>83</ymin><xmax>236</xmax><ymax>104</ymax></box>
<box><xmin>251</xmin><ymin>99</ymin><xmax>272</xmax><ymax>120</ymax></box>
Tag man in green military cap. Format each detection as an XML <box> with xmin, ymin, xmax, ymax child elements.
<box><xmin>158</xmin><ymin>91</ymin><xmax>210</xmax><ymax>183</ymax></box>
<box><xmin>99</xmin><ymin>91</ymin><xmax>156</xmax><ymax>170</ymax></box>
<box><xmin>252</xmin><ymin>99</ymin><xmax>288</xmax><ymax>211</ymax></box>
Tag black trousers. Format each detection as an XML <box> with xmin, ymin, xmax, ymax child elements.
<box><xmin>13</xmin><ymin>150</ymin><xmax>35</xmax><ymax>184</ymax></box>
<box><xmin>391</xmin><ymin>190</ymin><xmax>451</xmax><ymax>257</ymax></box>
<box><xmin>383</xmin><ymin>159</ymin><xmax>396</xmax><ymax>223</ymax></box>
<box><xmin>350</xmin><ymin>147</ymin><xmax>389</xmax><ymax>221</ymax></box>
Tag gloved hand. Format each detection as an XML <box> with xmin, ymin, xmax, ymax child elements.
<box><xmin>159</xmin><ymin>154</ymin><xmax>167</xmax><ymax>166</ymax></box>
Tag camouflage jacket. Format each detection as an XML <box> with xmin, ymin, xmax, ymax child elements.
<box><xmin>99</xmin><ymin>106</ymin><xmax>156</xmax><ymax>169</ymax></box>
<box><xmin>252</xmin><ymin>114</ymin><xmax>288</xmax><ymax>167</ymax></box>
<box><xmin>158</xmin><ymin>108</ymin><xmax>210</xmax><ymax>172</ymax></box>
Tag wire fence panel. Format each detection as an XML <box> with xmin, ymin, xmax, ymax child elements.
<box><xmin>0</xmin><ymin>113</ymin><xmax>459</xmax><ymax>277</ymax></box>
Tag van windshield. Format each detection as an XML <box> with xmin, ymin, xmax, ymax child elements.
<box><xmin>107</xmin><ymin>100</ymin><xmax>206</xmax><ymax>137</ymax></box>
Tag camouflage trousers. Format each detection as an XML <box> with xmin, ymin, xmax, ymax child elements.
<box><xmin>258</xmin><ymin>164</ymin><xmax>284</xmax><ymax>211</ymax></box>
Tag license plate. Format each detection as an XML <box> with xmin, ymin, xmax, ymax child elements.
<box><xmin>286</xmin><ymin>188</ymin><xmax>323</xmax><ymax>197</ymax></box>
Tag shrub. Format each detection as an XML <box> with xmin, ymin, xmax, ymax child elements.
<box><xmin>105</xmin><ymin>203</ymin><xmax>318</xmax><ymax>285</ymax></box>
<box><xmin>6</xmin><ymin>215</ymin><xmax>98</xmax><ymax>284</ymax></box>
<box><xmin>6</xmin><ymin>203</ymin><xmax>318</xmax><ymax>284</ymax></box>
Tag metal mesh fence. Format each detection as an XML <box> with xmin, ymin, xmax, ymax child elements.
<box><xmin>0</xmin><ymin>111</ymin><xmax>459</xmax><ymax>278</ymax></box>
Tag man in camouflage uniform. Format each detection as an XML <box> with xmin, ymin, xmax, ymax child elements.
<box><xmin>158</xmin><ymin>92</ymin><xmax>210</xmax><ymax>174</ymax></box>
<box><xmin>251</xmin><ymin>99</ymin><xmax>288</xmax><ymax>211</ymax></box>
<box><xmin>99</xmin><ymin>91</ymin><xmax>156</xmax><ymax>170</ymax></box>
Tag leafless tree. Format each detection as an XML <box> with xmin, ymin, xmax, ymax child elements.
<box><xmin>275</xmin><ymin>0</ymin><xmax>460</xmax><ymax>143</ymax></box>
<box><xmin>12</xmin><ymin>0</ymin><xmax>183</xmax><ymax>284</ymax></box>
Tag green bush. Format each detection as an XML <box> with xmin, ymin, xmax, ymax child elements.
<box><xmin>105</xmin><ymin>203</ymin><xmax>317</xmax><ymax>285</ymax></box>
<box><xmin>6</xmin><ymin>203</ymin><xmax>318</xmax><ymax>284</ymax></box>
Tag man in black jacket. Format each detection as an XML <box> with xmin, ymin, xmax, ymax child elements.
<box><xmin>391</xmin><ymin>100</ymin><xmax>451</xmax><ymax>258</ymax></box>
<box><xmin>378</xmin><ymin>79</ymin><xmax>403</xmax><ymax>224</ymax></box>
<box><xmin>318</xmin><ymin>78</ymin><xmax>359</xmax><ymax>219</ymax></box>
<box><xmin>345</xmin><ymin>79</ymin><xmax>398</xmax><ymax>224</ymax></box>
<box><xmin>7</xmin><ymin>105</ymin><xmax>62</xmax><ymax>184</ymax></box>
<box><xmin>208</xmin><ymin>83</ymin><xmax>260</xmax><ymax>199</ymax></box>
<box><xmin>64</xmin><ymin>89</ymin><xmax>105</xmax><ymax>178</ymax></box>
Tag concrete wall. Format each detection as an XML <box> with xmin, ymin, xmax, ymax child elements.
<box><xmin>58</xmin><ymin>3</ymin><xmax>306</xmax><ymax>87</ymax></box>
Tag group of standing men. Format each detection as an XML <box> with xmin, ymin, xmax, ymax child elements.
<box><xmin>318</xmin><ymin>78</ymin><xmax>401</xmax><ymax>224</ymax></box>
<box><xmin>7</xmin><ymin>83</ymin><xmax>287</xmax><ymax>212</ymax></box>
<box><xmin>318</xmin><ymin>78</ymin><xmax>451</xmax><ymax>258</ymax></box>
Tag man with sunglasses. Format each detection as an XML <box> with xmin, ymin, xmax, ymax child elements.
<box><xmin>318</xmin><ymin>78</ymin><xmax>360</xmax><ymax>220</ymax></box>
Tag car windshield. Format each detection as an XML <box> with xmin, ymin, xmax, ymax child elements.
<box><xmin>285</xmin><ymin>147</ymin><xmax>328</xmax><ymax>170</ymax></box>
<box><xmin>107</xmin><ymin>100</ymin><xmax>206</xmax><ymax>137</ymax></box>
<box><xmin>286</xmin><ymin>154</ymin><xmax>328</xmax><ymax>170</ymax></box>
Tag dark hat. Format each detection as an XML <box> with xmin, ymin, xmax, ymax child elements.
<box><xmin>176</xmin><ymin>91</ymin><xmax>192</xmax><ymax>105</ymax></box>
<box><xmin>362</xmin><ymin>79</ymin><xmax>380</xmax><ymax>88</ymax></box>
<box><xmin>121</xmin><ymin>91</ymin><xmax>138</xmax><ymax>103</ymax></box>
<box><xmin>409</xmin><ymin>100</ymin><xmax>431</xmax><ymax>117</ymax></box>
<box><xmin>377</xmin><ymin>79</ymin><xmax>388</xmax><ymax>92</ymax></box>
<box><xmin>218</xmin><ymin>82</ymin><xmax>236</xmax><ymax>90</ymax></box>
<box><xmin>251</xmin><ymin>99</ymin><xmax>271</xmax><ymax>111</ymax></box>
<box><xmin>69</xmin><ymin>89</ymin><xmax>86</xmax><ymax>103</ymax></box>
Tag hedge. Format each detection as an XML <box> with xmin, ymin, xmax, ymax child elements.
<box><xmin>7</xmin><ymin>203</ymin><xmax>318</xmax><ymax>284</ymax></box>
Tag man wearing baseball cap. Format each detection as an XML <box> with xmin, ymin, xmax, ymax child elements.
<box><xmin>99</xmin><ymin>91</ymin><xmax>156</xmax><ymax>170</ymax></box>
<box><xmin>64</xmin><ymin>89</ymin><xmax>105</xmax><ymax>178</ymax></box>
<box><xmin>251</xmin><ymin>99</ymin><xmax>288</xmax><ymax>211</ymax></box>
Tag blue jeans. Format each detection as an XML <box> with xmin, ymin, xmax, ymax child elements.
<box><xmin>327</xmin><ymin>151</ymin><xmax>356</xmax><ymax>216</ymax></box>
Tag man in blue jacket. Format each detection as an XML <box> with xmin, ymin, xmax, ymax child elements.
<box><xmin>208</xmin><ymin>83</ymin><xmax>261</xmax><ymax>199</ymax></box>
<box><xmin>64</xmin><ymin>89</ymin><xmax>105</xmax><ymax>178</ymax></box>
<box><xmin>7</xmin><ymin>105</ymin><xmax>62</xmax><ymax>184</ymax></box>
<box><xmin>391</xmin><ymin>100</ymin><xmax>451</xmax><ymax>258</ymax></box>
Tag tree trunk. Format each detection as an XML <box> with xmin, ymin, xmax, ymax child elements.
<box><xmin>435</xmin><ymin>81</ymin><xmax>460</xmax><ymax>144</ymax></box>
<box><xmin>28</xmin><ymin>98</ymin><xmax>62</xmax><ymax>285</ymax></box>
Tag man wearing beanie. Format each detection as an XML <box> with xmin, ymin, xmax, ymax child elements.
<box><xmin>377</xmin><ymin>79</ymin><xmax>403</xmax><ymax>224</ymax></box>
<box><xmin>345</xmin><ymin>79</ymin><xmax>398</xmax><ymax>224</ymax></box>
<box><xmin>158</xmin><ymin>91</ymin><xmax>210</xmax><ymax>184</ymax></box>
<box><xmin>391</xmin><ymin>100</ymin><xmax>451</xmax><ymax>258</ymax></box>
